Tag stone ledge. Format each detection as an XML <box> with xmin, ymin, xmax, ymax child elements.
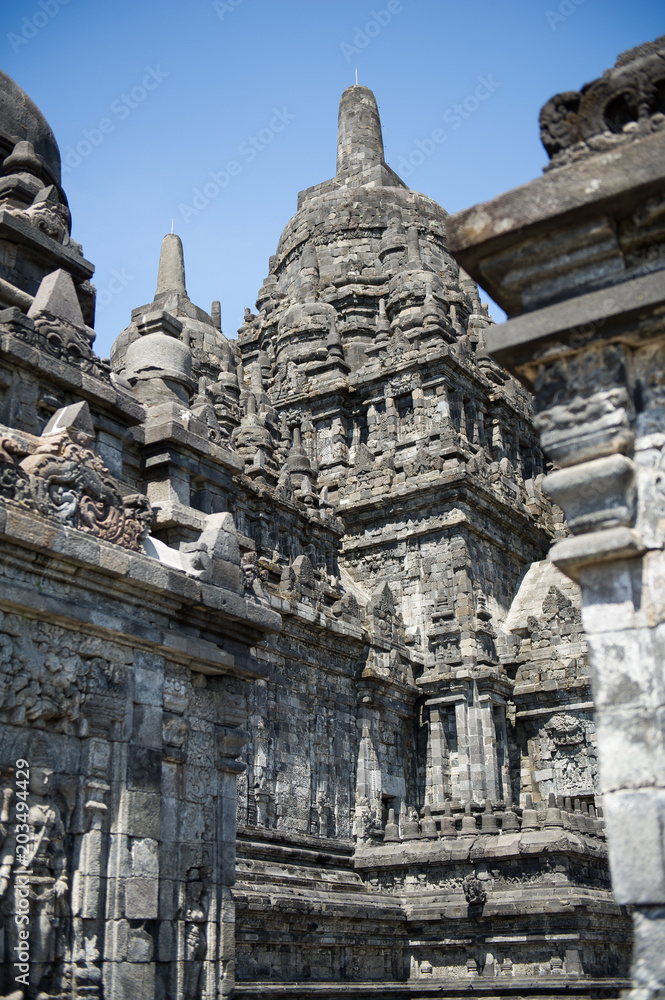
<box><xmin>0</xmin><ymin>503</ymin><xmax>280</xmax><ymax>643</ymax></box>
<box><xmin>354</xmin><ymin>827</ymin><xmax>607</xmax><ymax>868</ymax></box>
<box><xmin>551</xmin><ymin>527</ymin><xmax>646</xmax><ymax>581</ymax></box>
<box><xmin>235</xmin><ymin>889</ymin><xmax>404</xmax><ymax>921</ymax></box>
<box><xmin>237</xmin><ymin>824</ymin><xmax>354</xmax><ymax>866</ymax></box>
<box><xmin>0</xmin><ymin>571</ymin><xmax>258</xmax><ymax>677</ymax></box>
<box><xmin>233</xmin><ymin>978</ymin><xmax>630</xmax><ymax>998</ymax></box>
<box><xmin>140</xmin><ymin>412</ymin><xmax>243</xmax><ymax>472</ymax></box>
<box><xmin>515</xmin><ymin>699</ymin><xmax>594</xmax><ymax>718</ymax></box>
<box><xmin>485</xmin><ymin>270</ymin><xmax>665</xmax><ymax>382</ymax></box>
<box><xmin>404</xmin><ymin>886</ymin><xmax>620</xmax><ymax>921</ymax></box>
<box><xmin>0</xmin><ymin>326</ymin><xmax>145</xmax><ymax>424</ymax></box>
<box><xmin>447</xmin><ymin>130</ymin><xmax>665</xmax><ymax>286</ymax></box>
<box><xmin>0</xmin><ymin>209</ymin><xmax>95</xmax><ymax>281</ymax></box>
<box><xmin>279</xmin><ymin>597</ymin><xmax>364</xmax><ymax>639</ymax></box>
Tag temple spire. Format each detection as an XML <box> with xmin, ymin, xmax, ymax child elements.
<box><xmin>336</xmin><ymin>85</ymin><xmax>385</xmax><ymax>180</ymax></box>
<box><xmin>155</xmin><ymin>232</ymin><xmax>187</xmax><ymax>297</ymax></box>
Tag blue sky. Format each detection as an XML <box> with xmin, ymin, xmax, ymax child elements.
<box><xmin>2</xmin><ymin>0</ymin><xmax>662</xmax><ymax>358</ymax></box>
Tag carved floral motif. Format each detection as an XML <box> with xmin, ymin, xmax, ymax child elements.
<box><xmin>547</xmin><ymin>713</ymin><xmax>584</xmax><ymax>747</ymax></box>
<box><xmin>0</xmin><ymin>429</ymin><xmax>152</xmax><ymax>552</ymax></box>
<box><xmin>6</xmin><ymin>312</ymin><xmax>109</xmax><ymax>381</ymax></box>
<box><xmin>540</xmin><ymin>37</ymin><xmax>665</xmax><ymax>168</ymax></box>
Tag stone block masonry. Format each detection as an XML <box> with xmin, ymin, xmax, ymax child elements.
<box><xmin>447</xmin><ymin>33</ymin><xmax>665</xmax><ymax>1000</ymax></box>
<box><xmin>0</xmin><ymin>60</ymin><xmax>638</xmax><ymax>998</ymax></box>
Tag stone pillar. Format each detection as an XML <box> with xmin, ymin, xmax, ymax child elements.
<box><xmin>155</xmin><ymin>233</ymin><xmax>187</xmax><ymax>298</ymax></box>
<box><xmin>355</xmin><ymin>716</ymin><xmax>382</xmax><ymax>819</ymax></box>
<box><xmin>71</xmin><ymin>738</ymin><xmax>112</xmax><ymax>998</ymax></box>
<box><xmin>424</xmin><ymin>707</ymin><xmax>449</xmax><ymax>806</ymax></box>
<box><xmin>452</xmin><ymin>686</ymin><xmax>503</xmax><ymax>804</ymax></box>
<box><xmin>447</xmin><ymin>35</ymin><xmax>665</xmax><ymax>997</ymax></box>
<box><xmin>215</xmin><ymin>727</ymin><xmax>248</xmax><ymax>1000</ymax></box>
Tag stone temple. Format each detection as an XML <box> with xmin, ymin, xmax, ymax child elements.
<box><xmin>4</xmin><ymin>40</ymin><xmax>663</xmax><ymax>997</ymax></box>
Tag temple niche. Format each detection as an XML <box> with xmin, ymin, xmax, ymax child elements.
<box><xmin>1</xmin><ymin>41</ymin><xmax>656</xmax><ymax>998</ymax></box>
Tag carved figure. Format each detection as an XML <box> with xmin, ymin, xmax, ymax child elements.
<box><xmin>462</xmin><ymin>874</ymin><xmax>487</xmax><ymax>907</ymax></box>
<box><xmin>180</xmin><ymin>867</ymin><xmax>209</xmax><ymax>1000</ymax></box>
<box><xmin>354</xmin><ymin>795</ymin><xmax>371</xmax><ymax>841</ymax></box>
<box><xmin>1</xmin><ymin>746</ymin><xmax>69</xmax><ymax>994</ymax></box>
<box><xmin>241</xmin><ymin>550</ymin><xmax>266</xmax><ymax>598</ymax></box>
<box><xmin>316</xmin><ymin>790</ymin><xmax>330</xmax><ymax>838</ymax></box>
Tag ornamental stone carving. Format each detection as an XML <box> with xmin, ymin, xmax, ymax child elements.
<box><xmin>0</xmin><ymin>425</ymin><xmax>152</xmax><ymax>552</ymax></box>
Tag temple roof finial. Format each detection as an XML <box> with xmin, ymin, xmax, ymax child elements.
<box><xmin>155</xmin><ymin>232</ymin><xmax>187</xmax><ymax>298</ymax></box>
<box><xmin>336</xmin><ymin>85</ymin><xmax>385</xmax><ymax>180</ymax></box>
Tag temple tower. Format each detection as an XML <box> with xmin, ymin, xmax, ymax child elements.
<box><xmin>237</xmin><ymin>83</ymin><xmax>552</xmax><ymax>815</ymax></box>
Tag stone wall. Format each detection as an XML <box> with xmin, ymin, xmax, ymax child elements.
<box><xmin>447</xmin><ymin>33</ymin><xmax>665</xmax><ymax>999</ymax></box>
<box><xmin>0</xmin><ymin>475</ymin><xmax>274</xmax><ymax>999</ymax></box>
<box><xmin>0</xmin><ymin>68</ymin><xmax>636</xmax><ymax>998</ymax></box>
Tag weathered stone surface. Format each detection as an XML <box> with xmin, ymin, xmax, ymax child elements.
<box><xmin>447</xmin><ymin>33</ymin><xmax>665</xmax><ymax>1000</ymax></box>
<box><xmin>0</xmin><ymin>62</ymin><xmax>634</xmax><ymax>1000</ymax></box>
<box><xmin>27</xmin><ymin>267</ymin><xmax>85</xmax><ymax>329</ymax></box>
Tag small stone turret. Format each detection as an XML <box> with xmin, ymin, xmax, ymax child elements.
<box><xmin>124</xmin><ymin>310</ymin><xmax>193</xmax><ymax>406</ymax></box>
<box><xmin>155</xmin><ymin>232</ymin><xmax>187</xmax><ymax>299</ymax></box>
<box><xmin>284</xmin><ymin>425</ymin><xmax>313</xmax><ymax>488</ymax></box>
<box><xmin>336</xmin><ymin>85</ymin><xmax>385</xmax><ymax>181</ymax></box>
<box><xmin>111</xmin><ymin>232</ymin><xmax>240</xmax><ymax>426</ymax></box>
